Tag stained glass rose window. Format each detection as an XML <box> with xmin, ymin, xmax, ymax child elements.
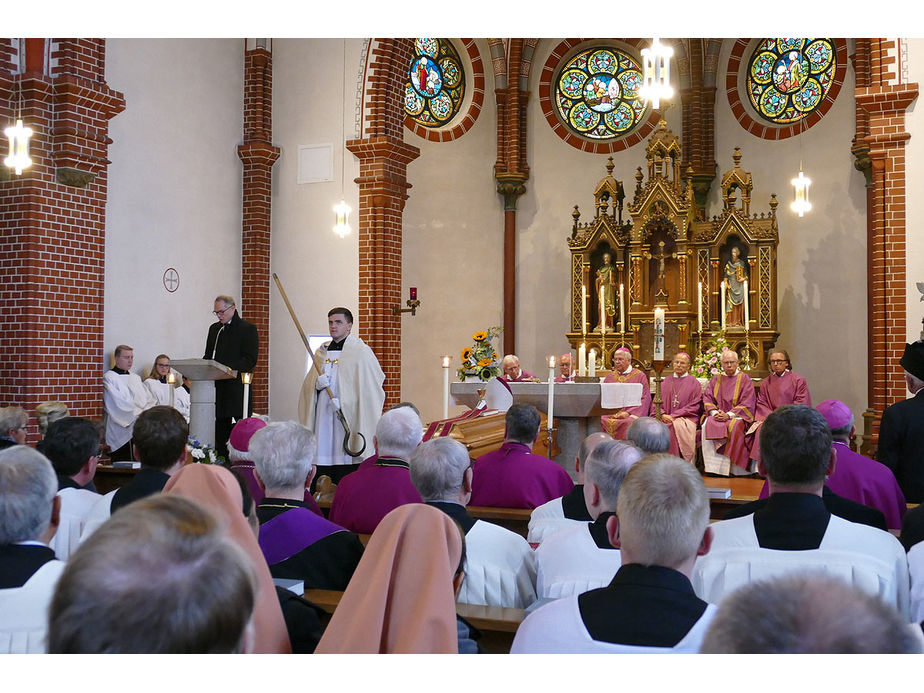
<box><xmin>747</xmin><ymin>38</ymin><xmax>837</xmax><ymax>124</ymax></box>
<box><xmin>405</xmin><ymin>38</ymin><xmax>465</xmax><ymax>128</ymax></box>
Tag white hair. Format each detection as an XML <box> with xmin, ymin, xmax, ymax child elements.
<box><xmin>409</xmin><ymin>437</ymin><xmax>470</xmax><ymax>502</ymax></box>
<box><xmin>248</xmin><ymin>421</ymin><xmax>316</xmax><ymax>491</ymax></box>
<box><xmin>375</xmin><ymin>406</ymin><xmax>423</xmax><ymax>459</ymax></box>
<box><xmin>0</xmin><ymin>445</ymin><xmax>58</xmax><ymax>543</ymax></box>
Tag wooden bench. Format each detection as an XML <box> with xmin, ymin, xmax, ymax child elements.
<box><xmin>302</xmin><ymin>588</ymin><xmax>525</xmax><ymax>654</ymax></box>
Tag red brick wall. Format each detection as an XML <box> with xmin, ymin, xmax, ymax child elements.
<box><xmin>238</xmin><ymin>45</ymin><xmax>279</xmax><ymax>416</ymax></box>
<box><xmin>0</xmin><ymin>38</ymin><xmax>124</xmax><ymax>441</ymax></box>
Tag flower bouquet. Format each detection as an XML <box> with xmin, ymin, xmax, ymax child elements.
<box><xmin>457</xmin><ymin>327</ymin><xmax>503</xmax><ymax>381</ymax></box>
<box><xmin>691</xmin><ymin>335</ymin><xmax>731</xmax><ymax>380</ymax></box>
<box><xmin>187</xmin><ymin>438</ymin><xmax>222</xmax><ymax>465</ymax></box>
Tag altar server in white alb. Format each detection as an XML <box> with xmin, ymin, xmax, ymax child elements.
<box><xmin>298</xmin><ymin>307</ymin><xmax>385</xmax><ymax>484</ymax></box>
<box><xmin>102</xmin><ymin>344</ymin><xmax>156</xmax><ymax>461</ymax></box>
<box><xmin>410</xmin><ymin>436</ymin><xmax>537</xmax><ymax>609</ymax></box>
<box><xmin>143</xmin><ymin>354</ymin><xmax>190</xmax><ymax>422</ymax></box>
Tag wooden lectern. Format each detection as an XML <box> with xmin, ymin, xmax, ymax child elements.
<box><xmin>169</xmin><ymin>359</ymin><xmax>236</xmax><ymax>447</ymax></box>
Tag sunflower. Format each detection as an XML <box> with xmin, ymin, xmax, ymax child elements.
<box><xmin>461</xmin><ymin>347</ymin><xmax>473</xmax><ymax>361</ymax></box>
<box><xmin>477</xmin><ymin>358</ymin><xmax>492</xmax><ymax>367</ymax></box>
<box><xmin>478</xmin><ymin>366</ymin><xmax>495</xmax><ymax>381</ymax></box>
<box><xmin>472</xmin><ymin>331</ymin><xmax>488</xmax><ymax>341</ymax></box>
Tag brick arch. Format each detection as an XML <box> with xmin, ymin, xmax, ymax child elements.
<box><xmin>404</xmin><ymin>39</ymin><xmax>485</xmax><ymax>143</ymax></box>
<box><xmin>725</xmin><ymin>38</ymin><xmax>848</xmax><ymax>140</ymax></box>
<box><xmin>538</xmin><ymin>38</ymin><xmax>660</xmax><ymax>154</ymax></box>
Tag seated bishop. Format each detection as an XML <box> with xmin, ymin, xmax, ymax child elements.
<box><xmin>601</xmin><ymin>348</ymin><xmax>652</xmax><ymax>440</ymax></box>
<box><xmin>554</xmin><ymin>353</ymin><xmax>576</xmax><ymax>383</ymax></box>
<box><xmin>499</xmin><ymin>354</ymin><xmax>536</xmax><ymax>382</ymax></box>
<box><xmin>749</xmin><ymin>349</ymin><xmax>811</xmax><ymax>466</ymax></box>
<box><xmin>654</xmin><ymin>352</ymin><xmax>703</xmax><ymax>463</ymax></box>
<box><xmin>701</xmin><ymin>349</ymin><xmax>756</xmax><ymax>476</ymax></box>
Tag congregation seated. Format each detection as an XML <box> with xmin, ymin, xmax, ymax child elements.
<box><xmin>527</xmin><ymin>432</ymin><xmax>605</xmax><ymax>545</ymax></box>
<box><xmin>748</xmin><ymin>349</ymin><xmax>811</xmax><ymax>467</ymax></box>
<box><xmin>329</xmin><ymin>405</ymin><xmax>423</xmax><ymax>533</ymax></box>
<box><xmin>410</xmin><ymin>436</ymin><xmax>537</xmax><ymax>609</ymax></box>
<box><xmin>601</xmin><ymin>348</ymin><xmax>651</xmax><ymax>440</ymax></box>
<box><xmin>470</xmin><ymin>403</ymin><xmax>573</xmax><ymax>509</ymax></box>
<box><xmin>626</xmin><ymin>416</ymin><xmax>670</xmax><ymax>455</ymax></box>
<box><xmin>654</xmin><ymin>352</ymin><xmax>702</xmax><ymax>462</ymax></box>
<box><xmin>315</xmin><ymin>503</ymin><xmax>477</xmax><ymax>654</ymax></box>
<box><xmin>513</xmin><ymin>454</ymin><xmax>716</xmax><ymax>653</ymax></box>
<box><xmin>0</xmin><ymin>446</ymin><xmax>63</xmax><ymax>653</ymax></box>
<box><xmin>48</xmin><ymin>493</ymin><xmax>263</xmax><ymax>654</ymax></box>
<box><xmin>41</xmin><ymin>418</ymin><xmax>102</xmax><ymax>560</ymax></box>
<box><xmin>756</xmin><ymin>399</ymin><xmax>905</xmax><ymax>530</ymax></box>
<box><xmin>143</xmin><ymin>353</ymin><xmax>191</xmax><ymax>422</ymax></box>
<box><xmin>102</xmin><ymin>344</ymin><xmax>157</xmax><ymax>461</ymax></box>
<box><xmin>701</xmin><ymin>349</ymin><xmax>756</xmax><ymax>476</ymax></box>
<box><xmin>499</xmin><ymin>354</ymin><xmax>536</xmax><ymax>382</ymax></box>
<box><xmin>250</xmin><ymin>421</ymin><xmax>364</xmax><ymax>591</ymax></box>
<box><xmin>0</xmin><ymin>406</ymin><xmax>28</xmax><ymax>450</ymax></box>
<box><xmin>534</xmin><ymin>440</ymin><xmax>643</xmax><ymax>600</ymax></box>
<box><xmin>81</xmin><ymin>406</ymin><xmax>189</xmax><ymax>540</ymax></box>
<box><xmin>700</xmin><ymin>573</ymin><xmax>922</xmax><ymax>654</ymax></box>
<box><xmin>695</xmin><ymin>405</ymin><xmax>909</xmax><ymax>618</ymax></box>
<box><xmin>163</xmin><ymin>463</ymin><xmax>291</xmax><ymax>652</ymax></box>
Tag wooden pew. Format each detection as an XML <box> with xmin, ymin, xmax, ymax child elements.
<box><xmin>302</xmin><ymin>588</ymin><xmax>525</xmax><ymax>654</ymax></box>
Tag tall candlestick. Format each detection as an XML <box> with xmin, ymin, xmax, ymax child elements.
<box><xmin>581</xmin><ymin>285</ymin><xmax>587</xmax><ymax>337</ymax></box>
<box><xmin>599</xmin><ymin>284</ymin><xmax>605</xmax><ymax>332</ymax></box>
<box><xmin>588</xmin><ymin>349</ymin><xmax>596</xmax><ymax>378</ymax></box>
<box><xmin>619</xmin><ymin>283</ymin><xmax>625</xmax><ymax>333</ymax></box>
<box><xmin>578</xmin><ymin>343</ymin><xmax>587</xmax><ymax>377</ymax></box>
<box><xmin>441</xmin><ymin>355</ymin><xmax>450</xmax><ymax>419</ymax></box>
<box><xmin>547</xmin><ymin>356</ymin><xmax>555</xmax><ymax>430</ymax></box>
<box><xmin>720</xmin><ymin>280</ymin><xmax>727</xmax><ymax>330</ymax></box>
<box><xmin>697</xmin><ymin>281</ymin><xmax>703</xmax><ymax>332</ymax></box>
<box><xmin>654</xmin><ymin>307</ymin><xmax>665</xmax><ymax>360</ymax></box>
<box><xmin>743</xmin><ymin>279</ymin><xmax>749</xmax><ymax>326</ymax></box>
<box><xmin>167</xmin><ymin>372</ymin><xmax>176</xmax><ymax>408</ymax></box>
<box><xmin>241</xmin><ymin>372</ymin><xmax>252</xmax><ymax>418</ymax></box>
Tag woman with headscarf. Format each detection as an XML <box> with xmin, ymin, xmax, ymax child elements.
<box><xmin>315</xmin><ymin>503</ymin><xmax>467</xmax><ymax>653</ymax></box>
<box><xmin>163</xmin><ymin>463</ymin><xmax>291</xmax><ymax>653</ymax></box>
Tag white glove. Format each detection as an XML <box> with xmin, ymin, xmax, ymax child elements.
<box><xmin>315</xmin><ymin>373</ymin><xmax>331</xmax><ymax>390</ymax></box>
<box><xmin>330</xmin><ymin>397</ymin><xmax>341</xmax><ymax>412</ymax></box>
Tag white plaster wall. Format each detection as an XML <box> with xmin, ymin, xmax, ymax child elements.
<box><xmin>712</xmin><ymin>39</ymin><xmax>868</xmax><ymax>418</ymax></box>
<box><xmin>104</xmin><ymin>39</ymin><xmax>244</xmax><ymax>377</ymax></box>
<box><xmin>905</xmin><ymin>39</ymin><xmax>924</xmax><ymax>344</ymax></box>
<box><xmin>401</xmin><ymin>39</ymin><xmax>502</xmax><ymax>423</ymax></box>
<box><xmin>269</xmin><ymin>39</ymin><xmax>362</xmax><ymax>421</ymax></box>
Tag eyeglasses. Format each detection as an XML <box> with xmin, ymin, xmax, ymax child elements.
<box><xmin>769</xmin><ymin>359</ymin><xmax>788</xmax><ymax>364</ymax></box>
<box><xmin>213</xmin><ymin>305</ymin><xmax>234</xmax><ymax>317</ymax></box>
<box><xmin>155</xmin><ymin>362</ymin><xmax>170</xmax><ymax>368</ymax></box>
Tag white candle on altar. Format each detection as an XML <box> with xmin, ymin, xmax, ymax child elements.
<box><xmin>599</xmin><ymin>284</ymin><xmax>605</xmax><ymax>332</ymax></box>
<box><xmin>547</xmin><ymin>356</ymin><xmax>555</xmax><ymax>430</ymax></box>
<box><xmin>697</xmin><ymin>281</ymin><xmax>703</xmax><ymax>332</ymax></box>
<box><xmin>720</xmin><ymin>280</ymin><xmax>727</xmax><ymax>330</ymax></box>
<box><xmin>441</xmin><ymin>355</ymin><xmax>450</xmax><ymax>419</ymax></box>
<box><xmin>743</xmin><ymin>279</ymin><xmax>749</xmax><ymax>327</ymax></box>
<box><xmin>619</xmin><ymin>283</ymin><xmax>625</xmax><ymax>333</ymax></box>
<box><xmin>241</xmin><ymin>372</ymin><xmax>252</xmax><ymax>417</ymax></box>
<box><xmin>581</xmin><ymin>285</ymin><xmax>587</xmax><ymax>337</ymax></box>
<box><xmin>167</xmin><ymin>372</ymin><xmax>176</xmax><ymax>408</ymax></box>
<box><xmin>578</xmin><ymin>343</ymin><xmax>586</xmax><ymax>377</ymax></box>
<box><xmin>654</xmin><ymin>307</ymin><xmax>665</xmax><ymax>360</ymax></box>
<box><xmin>588</xmin><ymin>349</ymin><xmax>596</xmax><ymax>378</ymax></box>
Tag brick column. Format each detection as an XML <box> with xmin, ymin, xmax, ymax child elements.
<box><xmin>0</xmin><ymin>39</ymin><xmax>124</xmax><ymax>439</ymax></box>
<box><xmin>237</xmin><ymin>44</ymin><xmax>279</xmax><ymax>416</ymax></box>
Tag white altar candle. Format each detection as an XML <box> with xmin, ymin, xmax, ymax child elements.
<box><xmin>599</xmin><ymin>284</ymin><xmax>605</xmax><ymax>332</ymax></box>
<box><xmin>441</xmin><ymin>355</ymin><xmax>450</xmax><ymax>419</ymax></box>
<box><xmin>619</xmin><ymin>283</ymin><xmax>625</xmax><ymax>333</ymax></box>
<box><xmin>588</xmin><ymin>349</ymin><xmax>596</xmax><ymax>378</ymax></box>
<box><xmin>654</xmin><ymin>307</ymin><xmax>665</xmax><ymax>360</ymax></box>
<box><xmin>167</xmin><ymin>372</ymin><xmax>176</xmax><ymax>408</ymax></box>
<box><xmin>743</xmin><ymin>279</ymin><xmax>749</xmax><ymax>327</ymax></box>
<box><xmin>578</xmin><ymin>343</ymin><xmax>586</xmax><ymax>377</ymax></box>
<box><xmin>242</xmin><ymin>372</ymin><xmax>252</xmax><ymax>417</ymax></box>
<box><xmin>581</xmin><ymin>284</ymin><xmax>587</xmax><ymax>337</ymax></box>
<box><xmin>547</xmin><ymin>356</ymin><xmax>555</xmax><ymax>430</ymax></box>
<box><xmin>720</xmin><ymin>280</ymin><xmax>727</xmax><ymax>330</ymax></box>
<box><xmin>697</xmin><ymin>281</ymin><xmax>703</xmax><ymax>332</ymax></box>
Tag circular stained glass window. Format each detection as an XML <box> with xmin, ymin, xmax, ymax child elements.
<box><xmin>405</xmin><ymin>38</ymin><xmax>465</xmax><ymax>128</ymax></box>
<box><xmin>554</xmin><ymin>47</ymin><xmax>646</xmax><ymax>140</ymax></box>
<box><xmin>747</xmin><ymin>38</ymin><xmax>837</xmax><ymax>124</ymax></box>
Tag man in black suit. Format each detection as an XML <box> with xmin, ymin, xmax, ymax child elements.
<box><xmin>877</xmin><ymin>340</ymin><xmax>924</xmax><ymax>503</ymax></box>
<box><xmin>204</xmin><ymin>294</ymin><xmax>258</xmax><ymax>459</ymax></box>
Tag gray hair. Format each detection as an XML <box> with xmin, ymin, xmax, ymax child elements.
<box><xmin>248</xmin><ymin>420</ymin><xmax>316</xmax><ymax>491</ymax></box>
<box><xmin>576</xmin><ymin>432</ymin><xmax>611</xmax><ymax>473</ymax></box>
<box><xmin>0</xmin><ymin>445</ymin><xmax>58</xmax><ymax>544</ymax></box>
<box><xmin>0</xmin><ymin>406</ymin><xmax>28</xmax><ymax>436</ymax></box>
<box><xmin>410</xmin><ymin>437</ymin><xmax>471</xmax><ymax>502</ymax></box>
<box><xmin>35</xmin><ymin>401</ymin><xmax>69</xmax><ymax>436</ymax></box>
<box><xmin>584</xmin><ymin>439</ymin><xmax>644</xmax><ymax>510</ymax></box>
<box><xmin>214</xmin><ymin>295</ymin><xmax>235</xmax><ymax>308</ymax></box>
<box><xmin>501</xmin><ymin>354</ymin><xmax>520</xmax><ymax>368</ymax></box>
<box><xmin>504</xmin><ymin>404</ymin><xmax>541</xmax><ymax>445</ymax></box>
<box><xmin>700</xmin><ymin>573</ymin><xmax>923</xmax><ymax>654</ymax></box>
<box><xmin>375</xmin><ymin>406</ymin><xmax>423</xmax><ymax>459</ymax></box>
<box><xmin>616</xmin><ymin>454</ymin><xmax>709</xmax><ymax>567</ymax></box>
<box><xmin>626</xmin><ymin>417</ymin><xmax>671</xmax><ymax>455</ymax></box>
